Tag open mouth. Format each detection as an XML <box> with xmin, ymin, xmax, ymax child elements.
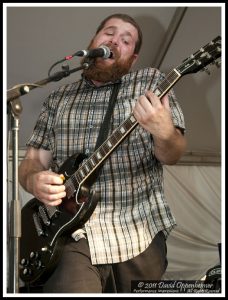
<box><xmin>103</xmin><ymin>45</ymin><xmax>118</xmax><ymax>60</ymax></box>
<box><xmin>109</xmin><ymin>52</ymin><xmax>115</xmax><ymax>59</ymax></box>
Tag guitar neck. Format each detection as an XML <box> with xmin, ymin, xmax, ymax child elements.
<box><xmin>64</xmin><ymin>68</ymin><xmax>182</xmax><ymax>198</ymax></box>
<box><xmin>65</xmin><ymin>114</ymin><xmax>138</xmax><ymax>197</ymax></box>
<box><xmin>154</xmin><ymin>68</ymin><xmax>181</xmax><ymax>98</ymax></box>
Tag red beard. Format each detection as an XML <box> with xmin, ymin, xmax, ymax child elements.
<box><xmin>82</xmin><ymin>45</ymin><xmax>135</xmax><ymax>83</ymax></box>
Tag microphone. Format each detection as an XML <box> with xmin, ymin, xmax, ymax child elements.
<box><xmin>74</xmin><ymin>45</ymin><xmax>112</xmax><ymax>59</ymax></box>
<box><xmin>49</xmin><ymin>46</ymin><xmax>112</xmax><ymax>77</ymax></box>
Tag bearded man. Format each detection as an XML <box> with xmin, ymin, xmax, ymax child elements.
<box><xmin>19</xmin><ymin>13</ymin><xmax>186</xmax><ymax>293</ymax></box>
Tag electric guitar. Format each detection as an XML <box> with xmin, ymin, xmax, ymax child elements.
<box><xmin>19</xmin><ymin>36</ymin><xmax>221</xmax><ymax>285</ymax></box>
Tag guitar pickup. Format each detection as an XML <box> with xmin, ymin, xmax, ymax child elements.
<box><xmin>45</xmin><ymin>204</ymin><xmax>60</xmax><ymax>220</ymax></box>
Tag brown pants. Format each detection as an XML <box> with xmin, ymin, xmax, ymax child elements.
<box><xmin>43</xmin><ymin>231</ymin><xmax>168</xmax><ymax>293</ymax></box>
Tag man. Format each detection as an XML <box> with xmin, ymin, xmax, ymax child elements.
<box><xmin>19</xmin><ymin>13</ymin><xmax>186</xmax><ymax>293</ymax></box>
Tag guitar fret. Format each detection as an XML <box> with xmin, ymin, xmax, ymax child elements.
<box><xmin>72</xmin><ymin>175</ymin><xmax>78</xmax><ymax>187</ymax></box>
<box><xmin>115</xmin><ymin>130</ymin><xmax>122</xmax><ymax>139</ymax></box>
<box><xmin>84</xmin><ymin>164</ymin><xmax>90</xmax><ymax>173</ymax></box>
<box><xmin>125</xmin><ymin>119</ymin><xmax>133</xmax><ymax>130</ymax></box>
<box><xmin>90</xmin><ymin>157</ymin><xmax>96</xmax><ymax>166</ymax></box>
<box><xmin>159</xmin><ymin>71</ymin><xmax>179</xmax><ymax>94</ymax></box>
<box><xmin>167</xmin><ymin>73</ymin><xmax>179</xmax><ymax>83</ymax></box>
<box><xmin>107</xmin><ymin>140</ymin><xmax>112</xmax><ymax>148</ymax></box>
<box><xmin>75</xmin><ymin>173</ymin><xmax>82</xmax><ymax>184</ymax></box>
<box><xmin>86</xmin><ymin>159</ymin><xmax>93</xmax><ymax>170</ymax></box>
<box><xmin>80</xmin><ymin>169</ymin><xmax>85</xmax><ymax>178</ymax></box>
<box><xmin>110</xmin><ymin>134</ymin><xmax>118</xmax><ymax>145</ymax></box>
<box><xmin>103</xmin><ymin>143</ymin><xmax>110</xmax><ymax>152</ymax></box>
<box><xmin>96</xmin><ymin>151</ymin><xmax>102</xmax><ymax>160</ymax></box>
<box><xmin>113</xmin><ymin>131</ymin><xmax>120</xmax><ymax>142</ymax></box>
<box><xmin>78</xmin><ymin>173</ymin><xmax>84</xmax><ymax>182</ymax></box>
<box><xmin>130</xmin><ymin>115</ymin><xmax>136</xmax><ymax>123</ymax></box>
<box><xmin>120</xmin><ymin>126</ymin><xmax>126</xmax><ymax>134</ymax></box>
<box><xmin>100</xmin><ymin>144</ymin><xmax>108</xmax><ymax>156</ymax></box>
<box><xmin>92</xmin><ymin>154</ymin><xmax>99</xmax><ymax>165</ymax></box>
<box><xmin>95</xmin><ymin>154</ymin><xmax>100</xmax><ymax>163</ymax></box>
<box><xmin>160</xmin><ymin>79</ymin><xmax>172</xmax><ymax>91</ymax></box>
<box><xmin>99</xmin><ymin>147</ymin><xmax>106</xmax><ymax>157</ymax></box>
<box><xmin>81</xmin><ymin>163</ymin><xmax>91</xmax><ymax>177</ymax></box>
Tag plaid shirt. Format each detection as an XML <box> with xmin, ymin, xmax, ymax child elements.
<box><xmin>27</xmin><ymin>67</ymin><xmax>185</xmax><ymax>265</ymax></box>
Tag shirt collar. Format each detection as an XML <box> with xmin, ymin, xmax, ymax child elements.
<box><xmin>81</xmin><ymin>74</ymin><xmax>121</xmax><ymax>88</ymax></box>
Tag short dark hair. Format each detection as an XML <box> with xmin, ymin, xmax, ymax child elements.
<box><xmin>96</xmin><ymin>13</ymin><xmax>143</xmax><ymax>54</ymax></box>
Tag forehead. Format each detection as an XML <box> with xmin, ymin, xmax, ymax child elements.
<box><xmin>101</xmin><ymin>18</ymin><xmax>139</xmax><ymax>40</ymax></box>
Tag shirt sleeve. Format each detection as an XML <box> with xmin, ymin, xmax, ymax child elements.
<box><xmin>26</xmin><ymin>90</ymin><xmax>58</xmax><ymax>150</ymax></box>
<box><xmin>157</xmin><ymin>71</ymin><xmax>186</xmax><ymax>134</ymax></box>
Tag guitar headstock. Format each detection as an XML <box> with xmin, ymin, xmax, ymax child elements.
<box><xmin>177</xmin><ymin>36</ymin><xmax>221</xmax><ymax>76</ymax></box>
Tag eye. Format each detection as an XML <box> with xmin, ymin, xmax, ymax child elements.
<box><xmin>122</xmin><ymin>38</ymin><xmax>131</xmax><ymax>45</ymax></box>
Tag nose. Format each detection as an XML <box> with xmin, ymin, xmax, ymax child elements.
<box><xmin>109</xmin><ymin>35</ymin><xmax>119</xmax><ymax>46</ymax></box>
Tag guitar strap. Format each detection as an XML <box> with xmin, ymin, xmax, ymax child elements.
<box><xmin>95</xmin><ymin>82</ymin><xmax>121</xmax><ymax>150</ymax></box>
<box><xmin>92</xmin><ymin>81</ymin><xmax>121</xmax><ymax>180</ymax></box>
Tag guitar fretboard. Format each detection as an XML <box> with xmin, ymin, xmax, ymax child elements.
<box><xmin>65</xmin><ymin>68</ymin><xmax>182</xmax><ymax>198</ymax></box>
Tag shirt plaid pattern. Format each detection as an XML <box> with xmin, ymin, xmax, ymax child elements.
<box><xmin>27</xmin><ymin>67</ymin><xmax>185</xmax><ymax>264</ymax></box>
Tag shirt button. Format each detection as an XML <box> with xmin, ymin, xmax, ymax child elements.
<box><xmin>85</xmin><ymin>149</ymin><xmax>90</xmax><ymax>155</ymax></box>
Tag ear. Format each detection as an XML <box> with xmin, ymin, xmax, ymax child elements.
<box><xmin>131</xmin><ymin>54</ymin><xmax>139</xmax><ymax>66</ymax></box>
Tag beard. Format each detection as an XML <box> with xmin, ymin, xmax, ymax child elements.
<box><xmin>82</xmin><ymin>44</ymin><xmax>135</xmax><ymax>83</ymax></box>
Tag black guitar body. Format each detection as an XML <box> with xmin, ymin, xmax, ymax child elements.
<box><xmin>19</xmin><ymin>153</ymin><xmax>100</xmax><ymax>285</ymax></box>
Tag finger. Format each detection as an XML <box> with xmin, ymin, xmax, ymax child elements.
<box><xmin>133</xmin><ymin>98</ymin><xmax>148</xmax><ymax>121</ymax></box>
<box><xmin>138</xmin><ymin>95</ymin><xmax>154</xmax><ymax>113</ymax></box>
<box><xmin>38</xmin><ymin>190</ymin><xmax>66</xmax><ymax>206</ymax></box>
<box><xmin>47</xmin><ymin>174</ymin><xmax>65</xmax><ymax>185</ymax></box>
<box><xmin>161</xmin><ymin>94</ymin><xmax>171</xmax><ymax>111</ymax></box>
<box><xmin>45</xmin><ymin>184</ymin><xmax>65</xmax><ymax>195</ymax></box>
<box><xmin>38</xmin><ymin>172</ymin><xmax>65</xmax><ymax>185</ymax></box>
<box><xmin>45</xmin><ymin>191</ymin><xmax>66</xmax><ymax>201</ymax></box>
<box><xmin>43</xmin><ymin>198</ymin><xmax>63</xmax><ymax>206</ymax></box>
<box><xmin>145</xmin><ymin>90</ymin><xmax>161</xmax><ymax>106</ymax></box>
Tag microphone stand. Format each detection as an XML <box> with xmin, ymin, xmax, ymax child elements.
<box><xmin>7</xmin><ymin>62</ymin><xmax>90</xmax><ymax>293</ymax></box>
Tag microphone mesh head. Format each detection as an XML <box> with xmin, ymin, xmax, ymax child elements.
<box><xmin>100</xmin><ymin>45</ymin><xmax>112</xmax><ymax>59</ymax></box>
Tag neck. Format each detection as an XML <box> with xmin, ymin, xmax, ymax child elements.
<box><xmin>91</xmin><ymin>79</ymin><xmax>107</xmax><ymax>87</ymax></box>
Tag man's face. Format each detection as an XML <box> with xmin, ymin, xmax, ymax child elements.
<box><xmin>83</xmin><ymin>18</ymin><xmax>139</xmax><ymax>83</ymax></box>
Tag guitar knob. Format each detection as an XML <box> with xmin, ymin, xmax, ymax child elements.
<box><xmin>34</xmin><ymin>260</ymin><xmax>43</xmax><ymax>269</ymax></box>
<box><xmin>30</xmin><ymin>251</ymin><xmax>39</xmax><ymax>259</ymax></box>
<box><xmin>22</xmin><ymin>268</ymin><xmax>32</xmax><ymax>276</ymax></box>
<box><xmin>20</xmin><ymin>258</ymin><xmax>30</xmax><ymax>266</ymax></box>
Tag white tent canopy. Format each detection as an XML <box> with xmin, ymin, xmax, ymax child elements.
<box><xmin>5</xmin><ymin>4</ymin><xmax>223</xmax><ymax>292</ymax></box>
